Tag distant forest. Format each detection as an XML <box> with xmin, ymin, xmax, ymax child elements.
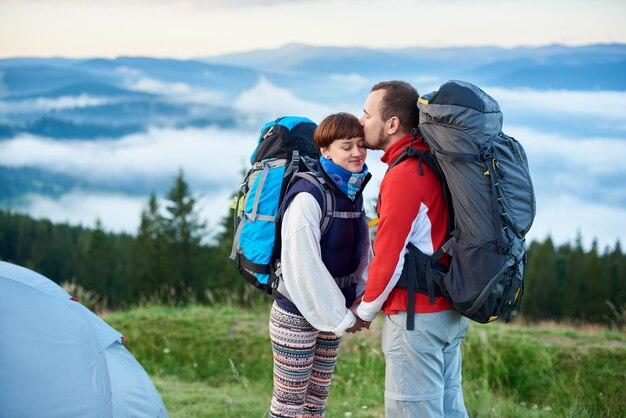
<box><xmin>1</xmin><ymin>171</ymin><xmax>624</xmax><ymax>326</ymax></box>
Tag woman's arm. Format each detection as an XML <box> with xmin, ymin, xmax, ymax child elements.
<box><xmin>280</xmin><ymin>193</ymin><xmax>356</xmax><ymax>336</ymax></box>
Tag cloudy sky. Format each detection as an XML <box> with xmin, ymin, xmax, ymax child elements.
<box><xmin>2</xmin><ymin>80</ymin><xmax>626</xmax><ymax>249</ymax></box>
<box><xmin>1</xmin><ymin>0</ymin><xmax>625</xmax><ymax>58</ymax></box>
<box><xmin>1</xmin><ymin>0</ymin><xmax>625</xmax><ymax>249</ymax></box>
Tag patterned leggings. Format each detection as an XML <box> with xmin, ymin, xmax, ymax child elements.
<box><xmin>269</xmin><ymin>302</ymin><xmax>341</xmax><ymax>418</ymax></box>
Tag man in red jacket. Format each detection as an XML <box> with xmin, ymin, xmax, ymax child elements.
<box><xmin>353</xmin><ymin>81</ymin><xmax>470</xmax><ymax>417</ymax></box>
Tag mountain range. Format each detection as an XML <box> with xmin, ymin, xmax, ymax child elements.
<box><xmin>1</xmin><ymin>43</ymin><xmax>624</xmax><ymax>141</ymax></box>
<box><xmin>205</xmin><ymin>43</ymin><xmax>626</xmax><ymax>90</ymax></box>
<box><xmin>1</xmin><ymin>43</ymin><xmax>625</xmax><ymax>247</ymax></box>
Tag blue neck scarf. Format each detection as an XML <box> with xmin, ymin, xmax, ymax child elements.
<box><xmin>319</xmin><ymin>156</ymin><xmax>369</xmax><ymax>201</ymax></box>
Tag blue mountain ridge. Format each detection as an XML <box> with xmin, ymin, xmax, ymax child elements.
<box><xmin>2</xmin><ymin>44</ymin><xmax>624</xmax><ymax>140</ymax></box>
<box><xmin>1</xmin><ymin>44</ymin><xmax>625</xmax><ymax>206</ymax></box>
<box><xmin>4</xmin><ymin>82</ymin><xmax>155</xmax><ymax>101</ymax></box>
<box><xmin>204</xmin><ymin>43</ymin><xmax>626</xmax><ymax>91</ymax></box>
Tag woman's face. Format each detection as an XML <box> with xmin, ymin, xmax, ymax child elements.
<box><xmin>320</xmin><ymin>136</ymin><xmax>367</xmax><ymax>173</ymax></box>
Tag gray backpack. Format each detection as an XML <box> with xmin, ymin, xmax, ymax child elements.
<box><xmin>396</xmin><ymin>80</ymin><xmax>536</xmax><ymax>328</ymax></box>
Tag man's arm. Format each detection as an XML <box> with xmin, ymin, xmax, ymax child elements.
<box><xmin>356</xmin><ymin>167</ymin><xmax>425</xmax><ymax>322</ymax></box>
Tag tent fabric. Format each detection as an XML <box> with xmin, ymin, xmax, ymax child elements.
<box><xmin>0</xmin><ymin>261</ymin><xmax>169</xmax><ymax>418</ymax></box>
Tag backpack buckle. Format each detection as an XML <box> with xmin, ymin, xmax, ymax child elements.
<box><xmin>409</xmin><ymin>128</ymin><xmax>420</xmax><ymax>143</ymax></box>
<box><xmin>497</xmin><ymin>242</ymin><xmax>511</xmax><ymax>254</ymax></box>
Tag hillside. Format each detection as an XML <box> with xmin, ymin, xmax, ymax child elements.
<box><xmin>104</xmin><ymin>304</ymin><xmax>626</xmax><ymax>418</ymax></box>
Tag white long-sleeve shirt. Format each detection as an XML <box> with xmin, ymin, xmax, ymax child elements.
<box><xmin>280</xmin><ymin>192</ymin><xmax>371</xmax><ymax>336</ymax></box>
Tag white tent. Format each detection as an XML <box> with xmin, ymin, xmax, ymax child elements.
<box><xmin>0</xmin><ymin>261</ymin><xmax>169</xmax><ymax>417</ymax></box>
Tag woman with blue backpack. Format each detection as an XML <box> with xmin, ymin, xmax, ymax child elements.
<box><xmin>268</xmin><ymin>112</ymin><xmax>372</xmax><ymax>417</ymax></box>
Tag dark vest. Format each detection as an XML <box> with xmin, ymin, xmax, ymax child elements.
<box><xmin>275</xmin><ymin>167</ymin><xmax>370</xmax><ymax>315</ymax></box>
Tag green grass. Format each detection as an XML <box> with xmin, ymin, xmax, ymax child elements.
<box><xmin>104</xmin><ymin>305</ymin><xmax>626</xmax><ymax>418</ymax></box>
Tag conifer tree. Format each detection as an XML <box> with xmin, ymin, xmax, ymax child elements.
<box><xmin>205</xmin><ymin>206</ymin><xmax>251</xmax><ymax>302</ymax></box>
<box><xmin>76</xmin><ymin>219</ymin><xmax>114</xmax><ymax>309</ymax></box>
<box><xmin>583</xmin><ymin>240</ymin><xmax>605</xmax><ymax>321</ymax></box>
<box><xmin>162</xmin><ymin>169</ymin><xmax>207</xmax><ymax>302</ymax></box>
<box><xmin>524</xmin><ymin>237</ymin><xmax>559</xmax><ymax>321</ymax></box>
<box><xmin>131</xmin><ymin>192</ymin><xmax>168</xmax><ymax>300</ymax></box>
<box><xmin>605</xmin><ymin>241</ymin><xmax>626</xmax><ymax>326</ymax></box>
<box><xmin>562</xmin><ymin>233</ymin><xmax>586</xmax><ymax>321</ymax></box>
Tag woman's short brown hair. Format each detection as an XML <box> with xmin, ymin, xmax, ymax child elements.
<box><xmin>314</xmin><ymin>112</ymin><xmax>364</xmax><ymax>149</ymax></box>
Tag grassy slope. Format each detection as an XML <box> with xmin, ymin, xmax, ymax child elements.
<box><xmin>104</xmin><ymin>305</ymin><xmax>626</xmax><ymax>418</ymax></box>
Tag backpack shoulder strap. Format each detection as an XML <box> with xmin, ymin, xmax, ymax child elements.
<box><xmin>387</xmin><ymin>143</ymin><xmax>455</xmax><ymax>239</ymax></box>
<box><xmin>287</xmin><ymin>171</ymin><xmax>336</xmax><ymax>236</ymax></box>
<box><xmin>299</xmin><ymin>156</ymin><xmax>367</xmax><ymax>230</ymax></box>
<box><xmin>384</xmin><ymin>134</ymin><xmax>456</xmax><ymax>329</ymax></box>
<box><xmin>281</xmin><ymin>156</ymin><xmax>366</xmax><ymax>235</ymax></box>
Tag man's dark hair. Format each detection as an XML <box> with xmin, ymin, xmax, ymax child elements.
<box><xmin>371</xmin><ymin>81</ymin><xmax>419</xmax><ymax>134</ymax></box>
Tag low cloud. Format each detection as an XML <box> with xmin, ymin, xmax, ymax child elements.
<box><xmin>507</xmin><ymin>125</ymin><xmax>626</xmax><ymax>176</ymax></box>
<box><xmin>1</xmin><ymin>84</ymin><xmax>625</xmax><ymax>249</ymax></box>
<box><xmin>233</xmin><ymin>76</ymin><xmax>333</xmax><ymax>123</ymax></box>
<box><xmin>528</xmin><ymin>193</ymin><xmax>626</xmax><ymax>250</ymax></box>
<box><xmin>0</xmin><ymin>126</ymin><xmax>258</xmax><ymax>190</ymax></box>
<box><xmin>17</xmin><ymin>188</ymin><xmax>235</xmax><ymax>240</ymax></box>
<box><xmin>329</xmin><ymin>73</ymin><xmax>370</xmax><ymax>92</ymax></box>
<box><xmin>115</xmin><ymin>66</ymin><xmax>226</xmax><ymax>104</ymax></box>
<box><xmin>488</xmin><ymin>87</ymin><xmax>626</xmax><ymax>121</ymax></box>
<box><xmin>501</xmin><ymin>124</ymin><xmax>626</xmax><ymax>249</ymax></box>
<box><xmin>2</xmin><ymin>121</ymin><xmax>625</xmax><ymax>248</ymax></box>
<box><xmin>18</xmin><ymin>191</ymin><xmax>146</xmax><ymax>234</ymax></box>
<box><xmin>0</xmin><ymin>95</ymin><xmax>116</xmax><ymax>113</ymax></box>
<box><xmin>127</xmin><ymin>77</ymin><xmax>192</xmax><ymax>95</ymax></box>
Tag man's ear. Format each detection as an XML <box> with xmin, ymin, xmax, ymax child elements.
<box><xmin>387</xmin><ymin>116</ymin><xmax>400</xmax><ymax>135</ymax></box>
<box><xmin>320</xmin><ymin>146</ymin><xmax>331</xmax><ymax>159</ymax></box>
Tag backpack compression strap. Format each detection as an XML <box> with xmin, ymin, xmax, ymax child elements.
<box><xmin>427</xmin><ymin>134</ymin><xmax>509</xmax><ymax>253</ymax></box>
<box><xmin>249</xmin><ymin>159</ymin><xmax>289</xmax><ymax>222</ymax></box>
<box><xmin>230</xmin><ymin>151</ymin><xmax>300</xmax><ymax>263</ymax></box>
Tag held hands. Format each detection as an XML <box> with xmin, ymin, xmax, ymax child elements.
<box><xmin>346</xmin><ymin>295</ymin><xmax>371</xmax><ymax>333</ymax></box>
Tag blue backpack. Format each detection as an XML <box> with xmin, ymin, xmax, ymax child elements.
<box><xmin>230</xmin><ymin>117</ymin><xmax>336</xmax><ymax>296</ymax></box>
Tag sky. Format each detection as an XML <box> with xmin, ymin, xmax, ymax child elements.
<box><xmin>1</xmin><ymin>0</ymin><xmax>626</xmax><ymax>58</ymax></box>
<box><xmin>1</xmin><ymin>0</ymin><xmax>625</xmax><ymax>249</ymax></box>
